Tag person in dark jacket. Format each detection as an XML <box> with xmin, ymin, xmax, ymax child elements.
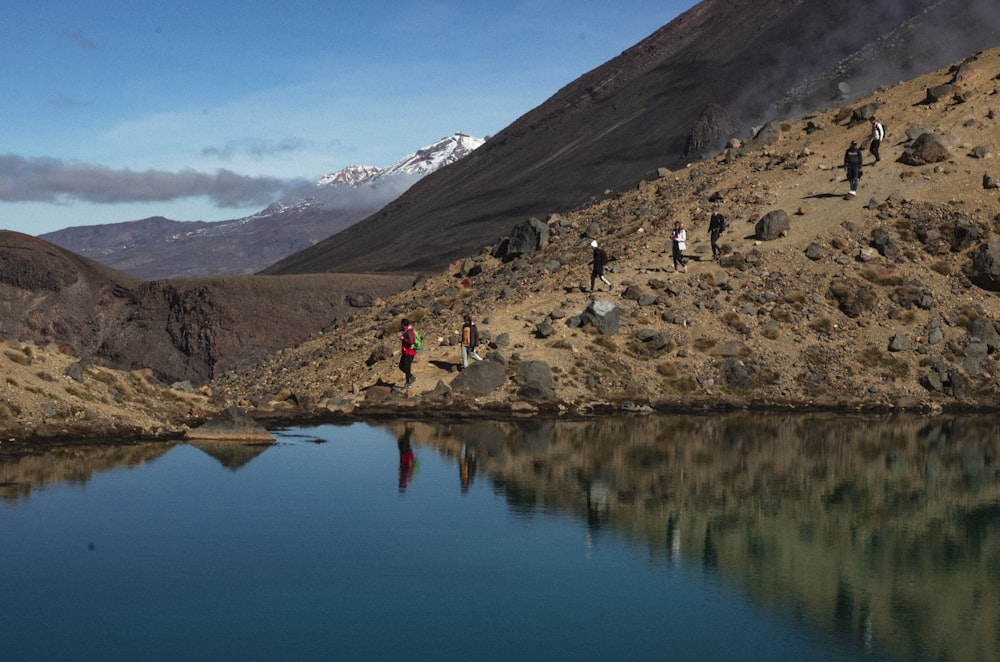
<box><xmin>590</xmin><ymin>240</ymin><xmax>612</xmax><ymax>293</ymax></box>
<box><xmin>843</xmin><ymin>140</ymin><xmax>863</xmax><ymax>196</ymax></box>
<box><xmin>708</xmin><ymin>209</ymin><xmax>726</xmax><ymax>259</ymax></box>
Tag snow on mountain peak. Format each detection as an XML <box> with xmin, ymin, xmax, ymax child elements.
<box><xmin>378</xmin><ymin>132</ymin><xmax>485</xmax><ymax>179</ymax></box>
<box><xmin>317</xmin><ymin>165</ymin><xmax>382</xmax><ymax>188</ymax></box>
<box><xmin>316</xmin><ymin>132</ymin><xmax>484</xmax><ymax>188</ymax></box>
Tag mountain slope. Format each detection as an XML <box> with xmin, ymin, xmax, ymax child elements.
<box><xmin>223</xmin><ymin>45</ymin><xmax>1000</xmax><ymax>415</ymax></box>
<box><xmin>263</xmin><ymin>0</ymin><xmax>1000</xmax><ymax>276</ymax></box>
<box><xmin>41</xmin><ymin>133</ymin><xmax>482</xmax><ymax>279</ymax></box>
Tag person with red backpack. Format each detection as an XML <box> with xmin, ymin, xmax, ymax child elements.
<box><xmin>590</xmin><ymin>240</ymin><xmax>613</xmax><ymax>293</ymax></box>
<box><xmin>399</xmin><ymin>318</ymin><xmax>417</xmax><ymax>386</ymax></box>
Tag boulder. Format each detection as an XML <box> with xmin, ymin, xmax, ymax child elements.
<box><xmin>185</xmin><ymin>405</ymin><xmax>274</xmax><ymax>443</ymax></box>
<box><xmin>967</xmin><ymin>318</ymin><xmax>999</xmax><ymax>352</ymax></box>
<box><xmin>450</xmin><ymin>360</ymin><xmax>507</xmax><ymax>396</ymax></box>
<box><xmin>505</xmin><ymin>217</ymin><xmax>550</xmax><ymax>258</ymax></box>
<box><xmin>968</xmin><ymin>240</ymin><xmax>1000</xmax><ymax>292</ymax></box>
<box><xmin>754</xmin><ymin>210</ymin><xmax>791</xmax><ymax>241</ymax></box>
<box><xmin>900</xmin><ymin>133</ymin><xmax>952</xmax><ymax>165</ymax></box>
<box><xmin>516</xmin><ymin>361</ymin><xmax>556</xmax><ymax>400</ymax></box>
<box><xmin>580</xmin><ymin>300</ymin><xmax>621</xmax><ymax>334</ymax></box>
<box><xmin>925</xmin><ymin>83</ymin><xmax>958</xmax><ymax>103</ymax></box>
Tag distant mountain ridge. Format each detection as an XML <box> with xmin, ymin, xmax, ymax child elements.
<box><xmin>41</xmin><ymin>132</ymin><xmax>483</xmax><ymax>279</ymax></box>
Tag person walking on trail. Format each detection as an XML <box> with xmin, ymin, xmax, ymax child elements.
<box><xmin>460</xmin><ymin>315</ymin><xmax>483</xmax><ymax>369</ymax></box>
<box><xmin>868</xmin><ymin>116</ymin><xmax>884</xmax><ymax>163</ymax></box>
<box><xmin>843</xmin><ymin>140</ymin><xmax>864</xmax><ymax>197</ymax></box>
<box><xmin>708</xmin><ymin>209</ymin><xmax>726</xmax><ymax>260</ymax></box>
<box><xmin>399</xmin><ymin>318</ymin><xmax>417</xmax><ymax>386</ymax></box>
<box><xmin>590</xmin><ymin>240</ymin><xmax>612</xmax><ymax>293</ymax></box>
<box><xmin>671</xmin><ymin>221</ymin><xmax>688</xmax><ymax>273</ymax></box>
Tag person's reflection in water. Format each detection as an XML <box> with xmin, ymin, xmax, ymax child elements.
<box><xmin>398</xmin><ymin>425</ymin><xmax>416</xmax><ymax>491</ymax></box>
<box><xmin>459</xmin><ymin>443</ymin><xmax>477</xmax><ymax>493</ymax></box>
<box><xmin>702</xmin><ymin>524</ymin><xmax>718</xmax><ymax>571</ymax></box>
<box><xmin>666</xmin><ymin>514</ymin><xmax>681</xmax><ymax>566</ymax></box>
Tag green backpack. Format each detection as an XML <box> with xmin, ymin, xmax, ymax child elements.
<box><xmin>412</xmin><ymin>329</ymin><xmax>423</xmax><ymax>352</ymax></box>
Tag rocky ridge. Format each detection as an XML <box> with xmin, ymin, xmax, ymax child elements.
<box><xmin>0</xmin><ymin>339</ymin><xmax>213</xmax><ymax>442</ymax></box>
<box><xmin>215</xmin><ymin>48</ymin><xmax>1000</xmax><ymax>418</ymax></box>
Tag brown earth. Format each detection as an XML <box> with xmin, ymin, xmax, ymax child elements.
<box><xmin>0</xmin><ymin>340</ymin><xmax>214</xmax><ymax>442</ymax></box>
<box><xmin>0</xmin><ymin>229</ymin><xmax>414</xmax><ymax>384</ymax></box>
<box><xmin>3</xmin><ymin>47</ymin><xmax>1000</xmax><ymax>442</ymax></box>
<box><xmin>215</xmin><ymin>47</ymin><xmax>1000</xmax><ymax>419</ymax></box>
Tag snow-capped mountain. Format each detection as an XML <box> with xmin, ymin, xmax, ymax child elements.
<box><xmin>316</xmin><ymin>132</ymin><xmax>485</xmax><ymax>189</ymax></box>
<box><xmin>316</xmin><ymin>165</ymin><xmax>382</xmax><ymax>188</ymax></box>
<box><xmin>41</xmin><ymin>132</ymin><xmax>485</xmax><ymax>279</ymax></box>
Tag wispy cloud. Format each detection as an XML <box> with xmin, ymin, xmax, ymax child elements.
<box><xmin>49</xmin><ymin>92</ymin><xmax>93</xmax><ymax>109</ymax></box>
<box><xmin>58</xmin><ymin>29</ymin><xmax>100</xmax><ymax>51</ymax></box>
<box><xmin>0</xmin><ymin>155</ymin><xmax>306</xmax><ymax>208</ymax></box>
<box><xmin>201</xmin><ymin>138</ymin><xmax>308</xmax><ymax>161</ymax></box>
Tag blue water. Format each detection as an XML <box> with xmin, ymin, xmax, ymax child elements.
<box><xmin>1</xmin><ymin>417</ymin><xmax>973</xmax><ymax>661</ymax></box>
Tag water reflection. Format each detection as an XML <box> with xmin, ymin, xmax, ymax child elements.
<box><xmin>188</xmin><ymin>439</ymin><xmax>272</xmax><ymax>471</ymax></box>
<box><xmin>1</xmin><ymin>414</ymin><xmax>997</xmax><ymax>660</ymax></box>
<box><xmin>396</xmin><ymin>423</ymin><xmax>416</xmax><ymax>491</ymax></box>
<box><xmin>377</xmin><ymin>414</ymin><xmax>1000</xmax><ymax>662</ymax></box>
<box><xmin>0</xmin><ymin>441</ymin><xmax>174</xmax><ymax>501</ymax></box>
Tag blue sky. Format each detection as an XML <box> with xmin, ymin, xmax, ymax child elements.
<box><xmin>0</xmin><ymin>1</ymin><xmax>694</xmax><ymax>236</ymax></box>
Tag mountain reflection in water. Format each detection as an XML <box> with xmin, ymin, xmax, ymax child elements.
<box><xmin>1</xmin><ymin>413</ymin><xmax>996</xmax><ymax>661</ymax></box>
<box><xmin>380</xmin><ymin>414</ymin><xmax>1000</xmax><ymax>662</ymax></box>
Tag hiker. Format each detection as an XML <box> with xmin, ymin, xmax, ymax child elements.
<box><xmin>460</xmin><ymin>314</ymin><xmax>483</xmax><ymax>368</ymax></box>
<box><xmin>843</xmin><ymin>140</ymin><xmax>863</xmax><ymax>196</ymax></box>
<box><xmin>590</xmin><ymin>240</ymin><xmax>612</xmax><ymax>292</ymax></box>
<box><xmin>708</xmin><ymin>208</ymin><xmax>726</xmax><ymax>260</ymax></box>
<box><xmin>671</xmin><ymin>221</ymin><xmax>687</xmax><ymax>273</ymax></box>
<box><xmin>399</xmin><ymin>318</ymin><xmax>417</xmax><ymax>386</ymax></box>
<box><xmin>868</xmin><ymin>116</ymin><xmax>884</xmax><ymax>163</ymax></box>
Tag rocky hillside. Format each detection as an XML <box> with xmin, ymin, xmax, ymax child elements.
<box><xmin>0</xmin><ymin>339</ymin><xmax>214</xmax><ymax>442</ymax></box>
<box><xmin>216</xmin><ymin>47</ymin><xmax>1000</xmax><ymax>416</ymax></box>
<box><xmin>263</xmin><ymin>0</ymin><xmax>1000</xmax><ymax>276</ymax></box>
<box><xmin>0</xmin><ymin>231</ymin><xmax>413</xmax><ymax>385</ymax></box>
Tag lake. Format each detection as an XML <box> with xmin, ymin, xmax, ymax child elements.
<box><xmin>1</xmin><ymin>413</ymin><xmax>997</xmax><ymax>661</ymax></box>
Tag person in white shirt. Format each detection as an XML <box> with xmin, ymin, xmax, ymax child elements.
<box><xmin>869</xmin><ymin>116</ymin><xmax>884</xmax><ymax>163</ymax></box>
<box><xmin>670</xmin><ymin>221</ymin><xmax>688</xmax><ymax>273</ymax></box>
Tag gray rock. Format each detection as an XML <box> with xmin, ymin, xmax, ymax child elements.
<box><xmin>535</xmin><ymin>321</ymin><xmax>556</xmax><ymax>338</ymax></box>
<box><xmin>900</xmin><ymin>133</ymin><xmax>952</xmax><ymax>165</ymax></box>
<box><xmin>804</xmin><ymin>243</ymin><xmax>824</xmax><ymax>260</ymax></box>
<box><xmin>968</xmin><ymin>240</ymin><xmax>1000</xmax><ymax>291</ymax></box>
<box><xmin>450</xmin><ymin>360</ymin><xmax>507</xmax><ymax>396</ymax></box>
<box><xmin>754</xmin><ymin>210</ymin><xmax>791</xmax><ymax>241</ymax></box>
<box><xmin>967</xmin><ymin>317</ymin><xmax>999</xmax><ymax>352</ymax></box>
<box><xmin>65</xmin><ymin>361</ymin><xmax>86</xmax><ymax>383</ymax></box>
<box><xmin>957</xmin><ymin>342</ymin><xmax>989</xmax><ymax>373</ymax></box>
<box><xmin>516</xmin><ymin>361</ymin><xmax>556</xmax><ymax>400</ymax></box>
<box><xmin>185</xmin><ymin>405</ymin><xmax>274</xmax><ymax>442</ymax></box>
<box><xmin>888</xmin><ymin>333</ymin><xmax>909</xmax><ymax>352</ymax></box>
<box><xmin>505</xmin><ymin>217</ymin><xmax>550</xmax><ymax>257</ymax></box>
<box><xmin>925</xmin><ymin>83</ymin><xmax>958</xmax><ymax>103</ymax></box>
<box><xmin>580</xmin><ymin>300</ymin><xmax>621</xmax><ymax>334</ymax></box>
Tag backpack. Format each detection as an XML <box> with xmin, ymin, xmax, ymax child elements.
<box><xmin>412</xmin><ymin>328</ymin><xmax>423</xmax><ymax>352</ymax></box>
